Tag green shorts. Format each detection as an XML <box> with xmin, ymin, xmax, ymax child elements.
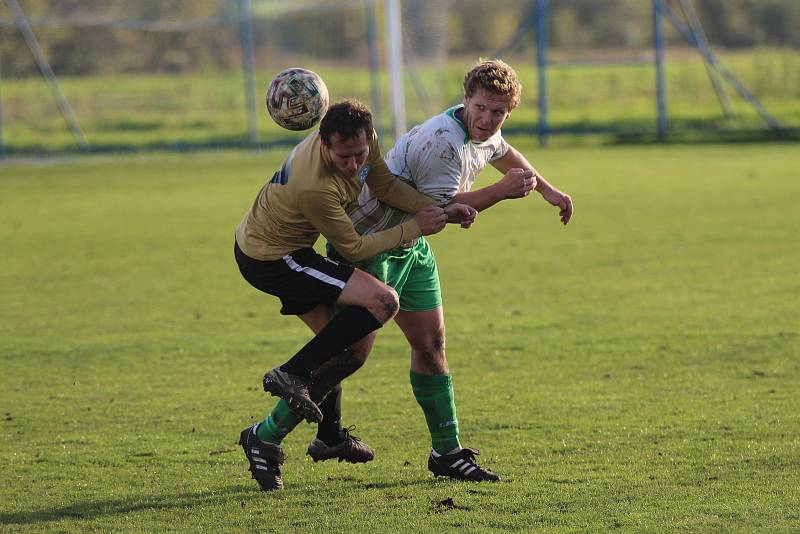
<box><xmin>360</xmin><ymin>237</ymin><xmax>442</xmax><ymax>312</ymax></box>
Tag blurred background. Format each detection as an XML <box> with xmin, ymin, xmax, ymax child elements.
<box><xmin>1</xmin><ymin>0</ymin><xmax>798</xmax><ymax>154</ymax></box>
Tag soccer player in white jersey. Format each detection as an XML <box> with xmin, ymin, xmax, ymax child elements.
<box><xmin>255</xmin><ymin>60</ymin><xmax>573</xmax><ymax>483</ymax></box>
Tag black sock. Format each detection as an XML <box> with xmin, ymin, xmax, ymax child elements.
<box><xmin>316</xmin><ymin>384</ymin><xmax>343</xmax><ymax>446</ymax></box>
<box><xmin>280</xmin><ymin>306</ymin><xmax>381</xmax><ymax>377</ymax></box>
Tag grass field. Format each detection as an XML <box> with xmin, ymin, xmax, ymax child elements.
<box><xmin>1</xmin><ymin>140</ymin><xmax>799</xmax><ymax>532</ymax></box>
<box><xmin>2</xmin><ymin>48</ymin><xmax>799</xmax><ymax>152</ymax></box>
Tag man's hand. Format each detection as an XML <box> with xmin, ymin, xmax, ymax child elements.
<box><xmin>443</xmin><ymin>203</ymin><xmax>478</xmax><ymax>228</ymax></box>
<box><xmin>496</xmin><ymin>168</ymin><xmax>537</xmax><ymax>199</ymax></box>
<box><xmin>414</xmin><ymin>205</ymin><xmax>448</xmax><ymax>235</ymax></box>
<box><xmin>539</xmin><ymin>186</ymin><xmax>573</xmax><ymax>225</ymax></box>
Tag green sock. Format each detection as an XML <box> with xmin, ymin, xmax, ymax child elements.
<box><xmin>410</xmin><ymin>370</ymin><xmax>461</xmax><ymax>454</ymax></box>
<box><xmin>255</xmin><ymin>400</ymin><xmax>302</xmax><ymax>445</ymax></box>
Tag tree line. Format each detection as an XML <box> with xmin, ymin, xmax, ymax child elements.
<box><xmin>1</xmin><ymin>0</ymin><xmax>798</xmax><ymax>77</ymax></box>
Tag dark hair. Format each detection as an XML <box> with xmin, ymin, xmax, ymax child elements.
<box><xmin>319</xmin><ymin>99</ymin><xmax>373</xmax><ymax>146</ymax></box>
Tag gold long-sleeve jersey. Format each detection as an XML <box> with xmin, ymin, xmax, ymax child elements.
<box><xmin>235</xmin><ymin>129</ymin><xmax>436</xmax><ymax>263</ymax></box>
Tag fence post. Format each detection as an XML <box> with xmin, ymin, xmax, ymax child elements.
<box><xmin>0</xmin><ymin>55</ymin><xmax>4</xmax><ymax>158</ymax></box>
<box><xmin>237</xmin><ymin>0</ymin><xmax>258</xmax><ymax>149</ymax></box>
<box><xmin>536</xmin><ymin>0</ymin><xmax>549</xmax><ymax>147</ymax></box>
<box><xmin>653</xmin><ymin>0</ymin><xmax>668</xmax><ymax>141</ymax></box>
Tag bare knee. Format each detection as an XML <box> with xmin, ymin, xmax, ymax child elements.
<box><xmin>411</xmin><ymin>331</ymin><xmax>447</xmax><ymax>374</ymax></box>
<box><xmin>367</xmin><ymin>287</ymin><xmax>399</xmax><ymax>324</ymax></box>
<box><xmin>430</xmin><ymin>330</ymin><xmax>445</xmax><ymax>354</ymax></box>
<box><xmin>339</xmin><ymin>270</ymin><xmax>399</xmax><ymax>323</ymax></box>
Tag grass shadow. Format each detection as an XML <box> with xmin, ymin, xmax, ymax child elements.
<box><xmin>0</xmin><ymin>484</ymin><xmax>255</xmax><ymax>526</ymax></box>
<box><xmin>1</xmin><ymin>477</ymin><xmax>450</xmax><ymax>526</ymax></box>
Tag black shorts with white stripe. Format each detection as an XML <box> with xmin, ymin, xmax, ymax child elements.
<box><xmin>234</xmin><ymin>241</ymin><xmax>355</xmax><ymax>316</ymax></box>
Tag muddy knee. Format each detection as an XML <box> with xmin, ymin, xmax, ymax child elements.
<box><xmin>413</xmin><ymin>333</ymin><xmax>447</xmax><ymax>374</ymax></box>
<box><xmin>369</xmin><ymin>287</ymin><xmax>399</xmax><ymax>324</ymax></box>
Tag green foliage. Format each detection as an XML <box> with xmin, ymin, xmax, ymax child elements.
<box><xmin>550</xmin><ymin>0</ymin><xmax>651</xmax><ymax>48</ymax></box>
<box><xmin>1</xmin><ymin>143</ymin><xmax>799</xmax><ymax>531</ymax></box>
<box><xmin>693</xmin><ymin>0</ymin><xmax>800</xmax><ymax>48</ymax></box>
<box><xmin>2</xmin><ymin>0</ymin><xmax>800</xmax><ymax>78</ymax></box>
<box><xmin>0</xmin><ymin>0</ymin><xmax>236</xmax><ymax>75</ymax></box>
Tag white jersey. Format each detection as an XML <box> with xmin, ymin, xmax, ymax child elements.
<box><xmin>348</xmin><ymin>105</ymin><xmax>509</xmax><ymax>238</ymax></box>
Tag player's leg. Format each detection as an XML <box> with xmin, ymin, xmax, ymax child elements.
<box><xmin>260</xmin><ymin>304</ymin><xmax>378</xmax><ymax>461</ymax></box>
<box><xmin>394</xmin><ymin>237</ymin><xmax>499</xmax><ymax>482</ymax></box>
<box><xmin>304</xmin><ymin>247</ymin><xmax>408</xmax><ymax>462</ymax></box>
<box><xmin>254</xmin><ymin>248</ymin><xmax>398</xmax><ymax>423</ymax></box>
<box><xmin>276</xmin><ymin>267</ymin><xmax>397</xmax><ymax>377</ymax></box>
<box><xmin>301</xmin><ymin>305</ymin><xmax>376</xmax><ymax>456</ymax></box>
<box><xmin>234</xmin><ymin>241</ymin><xmax>385</xmax><ymax>490</ymax></box>
<box><xmin>256</xmin><ymin>304</ymin><xmax>331</xmax><ymax>447</ymax></box>
<box><xmin>394</xmin><ymin>307</ymin><xmax>459</xmax><ymax>452</ymax></box>
<box><xmin>306</xmin><ymin>333</ymin><xmax>377</xmax><ymax>463</ymax></box>
<box><xmin>245</xmin><ymin>305</ymin><xmax>378</xmax><ymax>490</ymax></box>
<box><xmin>395</xmin><ymin>308</ymin><xmax>499</xmax><ymax>482</ymax></box>
<box><xmin>388</xmin><ymin>239</ymin><xmax>460</xmax><ymax>454</ymax></box>
<box><xmin>257</xmin><ymin>307</ymin><xmax>376</xmax><ymax>444</ymax></box>
<box><xmin>240</xmin><ymin>305</ymin><xmax>331</xmax><ymax>492</ymax></box>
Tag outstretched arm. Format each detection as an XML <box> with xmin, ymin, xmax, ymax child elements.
<box><xmin>459</xmin><ymin>144</ymin><xmax>573</xmax><ymax>225</ymax></box>
<box><xmin>299</xmin><ymin>189</ymin><xmax>446</xmax><ymax>263</ymax></box>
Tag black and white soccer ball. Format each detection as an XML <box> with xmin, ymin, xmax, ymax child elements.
<box><xmin>266</xmin><ymin>67</ymin><xmax>329</xmax><ymax>131</ymax></box>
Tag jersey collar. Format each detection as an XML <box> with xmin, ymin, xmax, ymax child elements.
<box><xmin>445</xmin><ymin>105</ymin><xmax>470</xmax><ymax>145</ymax></box>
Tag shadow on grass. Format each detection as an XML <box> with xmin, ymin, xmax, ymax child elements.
<box><xmin>0</xmin><ymin>478</ymin><xmax>442</xmax><ymax>526</ymax></box>
<box><xmin>0</xmin><ymin>485</ymin><xmax>253</xmax><ymax>526</ymax></box>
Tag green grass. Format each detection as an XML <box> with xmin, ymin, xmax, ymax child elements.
<box><xmin>2</xmin><ymin>48</ymin><xmax>799</xmax><ymax>152</ymax></box>
<box><xmin>1</xmin><ymin>141</ymin><xmax>799</xmax><ymax>532</ymax></box>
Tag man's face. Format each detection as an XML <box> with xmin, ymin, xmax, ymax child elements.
<box><xmin>461</xmin><ymin>89</ymin><xmax>512</xmax><ymax>142</ymax></box>
<box><xmin>326</xmin><ymin>129</ymin><xmax>369</xmax><ymax>178</ymax></box>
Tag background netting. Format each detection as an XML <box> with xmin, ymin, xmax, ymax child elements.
<box><xmin>1</xmin><ymin>0</ymin><xmax>797</xmax><ymax>153</ymax></box>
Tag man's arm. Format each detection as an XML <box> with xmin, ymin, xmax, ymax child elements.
<box><xmin>299</xmin><ymin>189</ymin><xmax>447</xmax><ymax>263</ymax></box>
<box><xmin>451</xmin><ymin>145</ymin><xmax>536</xmax><ymax>212</ymax></box>
<box><xmin>366</xmin><ymin>154</ymin><xmax>476</xmax><ymax>226</ymax></box>
<box><xmin>457</xmin><ymin>144</ymin><xmax>573</xmax><ymax>225</ymax></box>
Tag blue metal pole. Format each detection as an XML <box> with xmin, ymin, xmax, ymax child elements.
<box><xmin>653</xmin><ymin>0</ymin><xmax>668</xmax><ymax>141</ymax></box>
<box><xmin>0</xmin><ymin>54</ymin><xmax>4</xmax><ymax>157</ymax></box>
<box><xmin>237</xmin><ymin>0</ymin><xmax>258</xmax><ymax>149</ymax></box>
<box><xmin>536</xmin><ymin>0</ymin><xmax>549</xmax><ymax>147</ymax></box>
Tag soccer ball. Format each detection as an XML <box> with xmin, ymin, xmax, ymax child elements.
<box><xmin>266</xmin><ymin>68</ymin><xmax>329</xmax><ymax>131</ymax></box>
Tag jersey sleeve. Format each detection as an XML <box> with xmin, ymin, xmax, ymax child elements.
<box><xmin>297</xmin><ymin>187</ymin><xmax>421</xmax><ymax>263</ymax></box>
<box><xmin>363</xmin><ymin>133</ymin><xmax>438</xmax><ymax>212</ymax></box>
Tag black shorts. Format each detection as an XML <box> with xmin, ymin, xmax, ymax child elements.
<box><xmin>234</xmin><ymin>241</ymin><xmax>354</xmax><ymax>316</ymax></box>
